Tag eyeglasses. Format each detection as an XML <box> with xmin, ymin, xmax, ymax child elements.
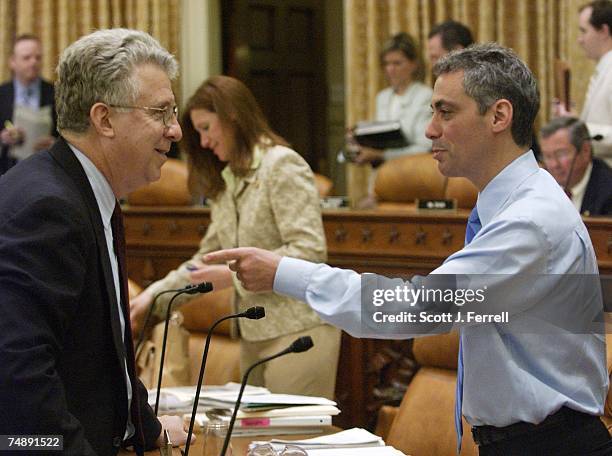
<box><xmin>109</xmin><ymin>104</ymin><xmax>178</xmax><ymax>128</ymax></box>
<box><xmin>247</xmin><ymin>443</ymin><xmax>307</xmax><ymax>456</ymax></box>
<box><xmin>541</xmin><ymin>148</ymin><xmax>575</xmax><ymax>165</ymax></box>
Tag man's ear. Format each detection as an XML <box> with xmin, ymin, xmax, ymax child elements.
<box><xmin>581</xmin><ymin>140</ymin><xmax>592</xmax><ymax>158</ymax></box>
<box><xmin>490</xmin><ymin>99</ymin><xmax>513</xmax><ymax>134</ymax></box>
<box><xmin>89</xmin><ymin>103</ymin><xmax>115</xmax><ymax>138</ymax></box>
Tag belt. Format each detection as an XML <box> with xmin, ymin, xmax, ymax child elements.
<box><xmin>471</xmin><ymin>407</ymin><xmax>594</xmax><ymax>446</ymax></box>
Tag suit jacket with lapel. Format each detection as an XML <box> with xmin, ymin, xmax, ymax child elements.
<box><xmin>581</xmin><ymin>158</ymin><xmax>612</xmax><ymax>216</ymax></box>
<box><xmin>0</xmin><ymin>138</ymin><xmax>160</xmax><ymax>455</ymax></box>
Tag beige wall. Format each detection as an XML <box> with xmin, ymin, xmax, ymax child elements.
<box><xmin>179</xmin><ymin>0</ymin><xmax>222</xmax><ymax>108</ymax></box>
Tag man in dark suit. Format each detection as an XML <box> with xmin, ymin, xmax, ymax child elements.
<box><xmin>541</xmin><ymin>116</ymin><xmax>612</xmax><ymax>216</ymax></box>
<box><xmin>0</xmin><ymin>29</ymin><xmax>189</xmax><ymax>455</ymax></box>
<box><xmin>0</xmin><ymin>34</ymin><xmax>57</xmax><ymax>175</ymax></box>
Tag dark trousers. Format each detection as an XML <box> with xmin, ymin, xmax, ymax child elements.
<box><xmin>473</xmin><ymin>407</ymin><xmax>612</xmax><ymax>456</ymax></box>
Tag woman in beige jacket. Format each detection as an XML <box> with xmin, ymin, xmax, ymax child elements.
<box><xmin>130</xmin><ymin>76</ymin><xmax>340</xmax><ymax>398</ymax></box>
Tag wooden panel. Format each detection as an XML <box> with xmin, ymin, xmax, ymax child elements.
<box><xmin>249</xmin><ymin>4</ymin><xmax>275</xmax><ymax>50</ymax></box>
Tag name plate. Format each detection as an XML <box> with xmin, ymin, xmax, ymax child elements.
<box><xmin>321</xmin><ymin>196</ymin><xmax>350</xmax><ymax>209</ymax></box>
<box><xmin>416</xmin><ymin>199</ymin><xmax>457</xmax><ymax>211</ymax></box>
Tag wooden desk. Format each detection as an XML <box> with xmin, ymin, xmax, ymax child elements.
<box><xmin>124</xmin><ymin>206</ymin><xmax>612</xmax><ymax>429</ymax></box>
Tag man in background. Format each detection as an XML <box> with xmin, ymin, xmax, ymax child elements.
<box><xmin>0</xmin><ymin>34</ymin><xmax>57</xmax><ymax>174</ymax></box>
<box><xmin>541</xmin><ymin>116</ymin><xmax>612</xmax><ymax>216</ymax></box>
<box><xmin>426</xmin><ymin>20</ymin><xmax>474</xmax><ymax>66</ymax></box>
<box><xmin>0</xmin><ymin>29</ymin><xmax>189</xmax><ymax>455</ymax></box>
<box><xmin>555</xmin><ymin>0</ymin><xmax>612</xmax><ymax>166</ymax></box>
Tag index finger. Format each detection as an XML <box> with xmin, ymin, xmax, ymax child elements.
<box><xmin>203</xmin><ymin>247</ymin><xmax>251</xmax><ymax>264</ymax></box>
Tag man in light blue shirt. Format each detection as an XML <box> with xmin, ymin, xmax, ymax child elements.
<box><xmin>206</xmin><ymin>44</ymin><xmax>611</xmax><ymax>455</ymax></box>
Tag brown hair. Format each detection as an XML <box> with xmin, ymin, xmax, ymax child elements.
<box><xmin>12</xmin><ymin>34</ymin><xmax>41</xmax><ymax>52</ymax></box>
<box><xmin>380</xmin><ymin>32</ymin><xmax>425</xmax><ymax>82</ymax></box>
<box><xmin>181</xmin><ymin>75</ymin><xmax>288</xmax><ymax>199</ymax></box>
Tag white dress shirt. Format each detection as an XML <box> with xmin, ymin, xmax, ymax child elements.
<box><xmin>274</xmin><ymin>150</ymin><xmax>607</xmax><ymax>427</ymax></box>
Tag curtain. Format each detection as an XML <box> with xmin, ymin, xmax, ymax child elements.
<box><xmin>344</xmin><ymin>0</ymin><xmax>595</xmax><ymax>203</ymax></box>
<box><xmin>0</xmin><ymin>0</ymin><xmax>180</xmax><ymax>88</ymax></box>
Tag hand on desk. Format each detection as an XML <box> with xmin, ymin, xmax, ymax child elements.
<box><xmin>155</xmin><ymin>415</ymin><xmax>193</xmax><ymax>448</ymax></box>
<box><xmin>203</xmin><ymin>247</ymin><xmax>281</xmax><ymax>293</ymax></box>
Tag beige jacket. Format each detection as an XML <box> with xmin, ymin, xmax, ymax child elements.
<box><xmin>147</xmin><ymin>144</ymin><xmax>327</xmax><ymax>341</ymax></box>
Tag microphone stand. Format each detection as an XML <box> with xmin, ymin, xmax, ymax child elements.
<box><xmin>154</xmin><ymin>283</ymin><xmax>213</xmax><ymax>415</ymax></box>
<box><xmin>219</xmin><ymin>336</ymin><xmax>314</xmax><ymax>456</ymax></box>
<box><xmin>135</xmin><ymin>287</ymin><xmax>187</xmax><ymax>354</ymax></box>
<box><xmin>183</xmin><ymin>306</ymin><xmax>265</xmax><ymax>456</ymax></box>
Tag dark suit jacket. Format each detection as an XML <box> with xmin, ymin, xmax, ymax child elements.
<box><xmin>0</xmin><ymin>78</ymin><xmax>58</xmax><ymax>174</ymax></box>
<box><xmin>0</xmin><ymin>138</ymin><xmax>160</xmax><ymax>455</ymax></box>
<box><xmin>581</xmin><ymin>158</ymin><xmax>612</xmax><ymax>216</ymax></box>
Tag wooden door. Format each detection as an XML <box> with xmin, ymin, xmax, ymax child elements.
<box><xmin>222</xmin><ymin>0</ymin><xmax>326</xmax><ymax>170</ymax></box>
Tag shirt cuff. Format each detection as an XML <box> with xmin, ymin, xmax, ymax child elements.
<box><xmin>273</xmin><ymin>257</ymin><xmax>319</xmax><ymax>302</ymax></box>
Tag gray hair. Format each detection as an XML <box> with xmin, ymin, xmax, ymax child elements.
<box><xmin>433</xmin><ymin>43</ymin><xmax>539</xmax><ymax>147</ymax></box>
<box><xmin>55</xmin><ymin>28</ymin><xmax>178</xmax><ymax>133</ymax></box>
<box><xmin>541</xmin><ymin>116</ymin><xmax>591</xmax><ymax>154</ymax></box>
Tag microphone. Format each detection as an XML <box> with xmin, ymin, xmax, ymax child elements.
<box><xmin>219</xmin><ymin>336</ymin><xmax>314</xmax><ymax>456</ymax></box>
<box><xmin>135</xmin><ymin>282</ymin><xmax>213</xmax><ymax>354</ymax></box>
<box><xmin>183</xmin><ymin>306</ymin><xmax>265</xmax><ymax>456</ymax></box>
<box><xmin>154</xmin><ymin>283</ymin><xmax>214</xmax><ymax>415</ymax></box>
<box><xmin>591</xmin><ymin>134</ymin><xmax>603</xmax><ymax>141</ymax></box>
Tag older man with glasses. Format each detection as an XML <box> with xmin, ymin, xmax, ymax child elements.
<box><xmin>0</xmin><ymin>29</ymin><xmax>189</xmax><ymax>456</ymax></box>
<box><xmin>541</xmin><ymin>116</ymin><xmax>612</xmax><ymax>216</ymax></box>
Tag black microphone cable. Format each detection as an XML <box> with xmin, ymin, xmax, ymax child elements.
<box><xmin>183</xmin><ymin>306</ymin><xmax>266</xmax><ymax>456</ymax></box>
<box><xmin>154</xmin><ymin>282</ymin><xmax>213</xmax><ymax>415</ymax></box>
<box><xmin>219</xmin><ymin>336</ymin><xmax>314</xmax><ymax>456</ymax></box>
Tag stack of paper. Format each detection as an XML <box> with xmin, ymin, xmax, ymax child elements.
<box><xmin>250</xmin><ymin>428</ymin><xmax>407</xmax><ymax>455</ymax></box>
<box><xmin>197</xmin><ymin>392</ymin><xmax>336</xmax><ymax>411</ymax></box>
<box><xmin>180</xmin><ymin>391</ymin><xmax>340</xmax><ymax>437</ymax></box>
<box><xmin>148</xmin><ymin>382</ymin><xmax>269</xmax><ymax>413</ymax></box>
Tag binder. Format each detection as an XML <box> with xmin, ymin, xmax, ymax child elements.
<box><xmin>353</xmin><ymin>120</ymin><xmax>408</xmax><ymax>149</ymax></box>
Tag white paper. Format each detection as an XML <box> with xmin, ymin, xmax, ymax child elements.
<box><xmin>306</xmin><ymin>447</ymin><xmax>406</xmax><ymax>456</ymax></box>
<box><xmin>271</xmin><ymin>427</ymin><xmax>383</xmax><ymax>447</ymax></box>
<box><xmin>10</xmin><ymin>105</ymin><xmax>53</xmax><ymax>161</ymax></box>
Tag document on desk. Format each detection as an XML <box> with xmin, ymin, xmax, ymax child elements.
<box><xmin>306</xmin><ymin>447</ymin><xmax>406</xmax><ymax>455</ymax></box>
<box><xmin>10</xmin><ymin>105</ymin><xmax>53</xmax><ymax>161</ymax></box>
<box><xmin>199</xmin><ymin>393</ymin><xmax>336</xmax><ymax>410</ymax></box>
<box><xmin>270</xmin><ymin>427</ymin><xmax>383</xmax><ymax>448</ymax></box>
<box><xmin>250</xmin><ymin>428</ymin><xmax>407</xmax><ymax>454</ymax></box>
<box><xmin>148</xmin><ymin>383</ymin><xmax>270</xmax><ymax>411</ymax></box>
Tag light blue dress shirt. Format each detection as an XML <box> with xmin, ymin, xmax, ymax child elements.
<box><xmin>14</xmin><ymin>78</ymin><xmax>41</xmax><ymax>109</ymax></box>
<box><xmin>274</xmin><ymin>150</ymin><xmax>608</xmax><ymax>428</ymax></box>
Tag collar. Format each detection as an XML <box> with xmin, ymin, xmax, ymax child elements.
<box><xmin>67</xmin><ymin>142</ymin><xmax>116</xmax><ymax>228</ymax></box>
<box><xmin>13</xmin><ymin>77</ymin><xmax>40</xmax><ymax>95</ymax></box>
<box><xmin>596</xmin><ymin>49</ymin><xmax>612</xmax><ymax>74</ymax></box>
<box><xmin>221</xmin><ymin>143</ymin><xmax>265</xmax><ymax>193</ymax></box>
<box><xmin>570</xmin><ymin>161</ymin><xmax>593</xmax><ymax>207</ymax></box>
<box><xmin>476</xmin><ymin>150</ymin><xmax>539</xmax><ymax>228</ymax></box>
